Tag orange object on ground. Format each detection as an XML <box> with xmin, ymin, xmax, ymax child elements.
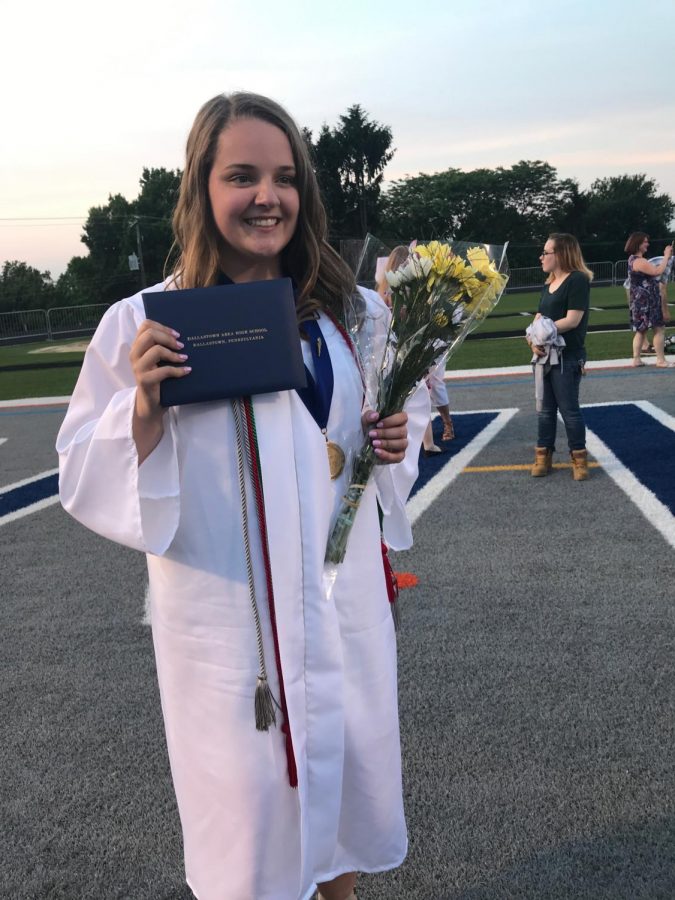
<box><xmin>394</xmin><ymin>572</ymin><xmax>419</xmax><ymax>589</ymax></box>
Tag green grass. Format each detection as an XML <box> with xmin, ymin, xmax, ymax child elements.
<box><xmin>448</xmin><ymin>330</ymin><xmax>650</xmax><ymax>370</ymax></box>
<box><xmin>0</xmin><ymin>368</ymin><xmax>80</xmax><ymax>400</ymax></box>
<box><xmin>0</xmin><ymin>338</ymin><xmax>86</xmax><ymax>401</ymax></box>
<box><xmin>0</xmin><ymin>338</ymin><xmax>86</xmax><ymax>367</ymax></box>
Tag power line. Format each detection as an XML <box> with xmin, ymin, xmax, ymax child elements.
<box><xmin>0</xmin><ymin>215</ymin><xmax>172</xmax><ymax>222</ymax></box>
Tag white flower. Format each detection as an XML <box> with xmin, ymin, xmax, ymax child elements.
<box><xmin>385</xmin><ymin>268</ymin><xmax>405</xmax><ymax>289</ymax></box>
<box><xmin>415</xmin><ymin>255</ymin><xmax>433</xmax><ymax>277</ymax></box>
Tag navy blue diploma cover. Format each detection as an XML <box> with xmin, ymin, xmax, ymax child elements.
<box><xmin>142</xmin><ymin>278</ymin><xmax>306</xmax><ymax>407</ymax></box>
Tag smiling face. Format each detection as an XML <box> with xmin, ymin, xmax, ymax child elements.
<box><xmin>639</xmin><ymin>236</ymin><xmax>649</xmax><ymax>256</ymax></box>
<box><xmin>207</xmin><ymin>117</ymin><xmax>300</xmax><ymax>281</ymax></box>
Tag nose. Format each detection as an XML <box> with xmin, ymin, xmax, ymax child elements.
<box><xmin>254</xmin><ymin>178</ymin><xmax>279</xmax><ymax>207</ymax></box>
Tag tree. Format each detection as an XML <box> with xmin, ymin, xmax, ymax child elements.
<box><xmin>307</xmin><ymin>105</ymin><xmax>394</xmax><ymax>237</ymax></box>
<box><xmin>0</xmin><ymin>261</ymin><xmax>56</xmax><ymax>313</ymax></box>
<box><xmin>584</xmin><ymin>174</ymin><xmax>674</xmax><ymax>246</ymax></box>
<box><xmin>133</xmin><ymin>167</ymin><xmax>182</xmax><ymax>282</ymax></box>
<box><xmin>379</xmin><ymin>161</ymin><xmax>578</xmax><ymax>265</ymax></box>
<box><xmin>58</xmin><ymin>167</ymin><xmax>183</xmax><ymax>306</ymax></box>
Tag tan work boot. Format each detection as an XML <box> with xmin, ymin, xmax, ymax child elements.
<box><xmin>570</xmin><ymin>449</ymin><xmax>589</xmax><ymax>481</ymax></box>
<box><xmin>531</xmin><ymin>447</ymin><xmax>553</xmax><ymax>477</ymax></box>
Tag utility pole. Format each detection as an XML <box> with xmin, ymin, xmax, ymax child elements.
<box><xmin>129</xmin><ymin>218</ymin><xmax>147</xmax><ymax>288</ymax></box>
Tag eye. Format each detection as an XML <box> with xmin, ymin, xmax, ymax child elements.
<box><xmin>229</xmin><ymin>173</ymin><xmax>252</xmax><ymax>185</ymax></box>
<box><xmin>277</xmin><ymin>174</ymin><xmax>296</xmax><ymax>186</ymax></box>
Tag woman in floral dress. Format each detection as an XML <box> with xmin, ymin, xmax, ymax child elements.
<box><xmin>625</xmin><ymin>231</ymin><xmax>673</xmax><ymax>367</ymax></box>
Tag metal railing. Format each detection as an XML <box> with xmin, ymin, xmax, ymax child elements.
<box><xmin>614</xmin><ymin>259</ymin><xmax>628</xmax><ymax>282</ymax></box>
<box><xmin>0</xmin><ymin>259</ymin><xmax>667</xmax><ymax>346</ymax></box>
<box><xmin>506</xmin><ymin>260</ymin><xmax>617</xmax><ymax>292</ymax></box>
<box><xmin>338</xmin><ymin>244</ymin><xmax>636</xmax><ymax>294</ymax></box>
<box><xmin>0</xmin><ymin>309</ymin><xmax>49</xmax><ymax>343</ymax></box>
<box><xmin>0</xmin><ymin>304</ymin><xmax>109</xmax><ymax>344</ymax></box>
<box><xmin>47</xmin><ymin>304</ymin><xmax>109</xmax><ymax>338</ymax></box>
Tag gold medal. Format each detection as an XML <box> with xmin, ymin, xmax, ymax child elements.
<box><xmin>326</xmin><ymin>440</ymin><xmax>345</xmax><ymax>480</ymax></box>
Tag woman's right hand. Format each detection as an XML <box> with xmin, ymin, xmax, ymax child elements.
<box><xmin>664</xmin><ymin>243</ymin><xmax>673</xmax><ymax>259</ymax></box>
<box><xmin>129</xmin><ymin>320</ymin><xmax>191</xmax><ymax>463</ymax></box>
<box><xmin>130</xmin><ymin>320</ymin><xmax>191</xmax><ymax>421</ymax></box>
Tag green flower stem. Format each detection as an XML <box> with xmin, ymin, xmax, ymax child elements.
<box><xmin>325</xmin><ymin>442</ymin><xmax>377</xmax><ymax>564</ymax></box>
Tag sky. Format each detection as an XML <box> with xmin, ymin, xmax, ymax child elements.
<box><xmin>2</xmin><ymin>0</ymin><xmax>674</xmax><ymax>278</ymax></box>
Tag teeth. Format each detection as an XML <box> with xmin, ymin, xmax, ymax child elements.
<box><xmin>246</xmin><ymin>218</ymin><xmax>278</xmax><ymax>226</ymax></box>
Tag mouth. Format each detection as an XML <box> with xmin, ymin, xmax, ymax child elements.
<box><xmin>244</xmin><ymin>217</ymin><xmax>281</xmax><ymax>228</ymax></box>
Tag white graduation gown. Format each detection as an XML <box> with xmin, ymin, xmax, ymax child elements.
<box><xmin>56</xmin><ymin>282</ymin><xmax>430</xmax><ymax>900</ymax></box>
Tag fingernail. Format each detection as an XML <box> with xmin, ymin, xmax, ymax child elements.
<box><xmin>368</xmin><ymin>411</ymin><xmax>379</xmax><ymax>421</ymax></box>
<box><xmin>183</xmin><ymin>366</ymin><xmax>192</xmax><ymax>374</ymax></box>
<box><xmin>376</xmin><ymin>421</ymin><xmax>384</xmax><ymax>429</ymax></box>
<box><xmin>178</xmin><ymin>354</ymin><xmax>188</xmax><ymax>361</ymax></box>
<box><xmin>172</xmin><ymin>330</ymin><xmax>181</xmax><ymax>338</ymax></box>
<box><xmin>374</xmin><ymin>448</ymin><xmax>384</xmax><ymax>457</ymax></box>
<box><xmin>368</xmin><ymin>430</ymin><xmax>378</xmax><ymax>438</ymax></box>
<box><xmin>372</xmin><ymin>440</ymin><xmax>382</xmax><ymax>448</ymax></box>
<box><xmin>176</xmin><ymin>341</ymin><xmax>184</xmax><ymax>349</ymax></box>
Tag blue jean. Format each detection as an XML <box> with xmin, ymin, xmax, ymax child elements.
<box><xmin>537</xmin><ymin>359</ymin><xmax>586</xmax><ymax>452</ymax></box>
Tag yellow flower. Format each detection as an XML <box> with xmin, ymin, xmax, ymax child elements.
<box><xmin>415</xmin><ymin>241</ymin><xmax>456</xmax><ymax>289</ymax></box>
<box><xmin>433</xmin><ymin>311</ymin><xmax>449</xmax><ymax>328</ymax></box>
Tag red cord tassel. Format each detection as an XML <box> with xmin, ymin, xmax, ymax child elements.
<box><xmin>243</xmin><ymin>399</ymin><xmax>298</xmax><ymax>788</ymax></box>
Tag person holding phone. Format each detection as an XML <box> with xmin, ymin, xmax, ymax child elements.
<box><xmin>624</xmin><ymin>232</ymin><xmax>674</xmax><ymax>368</ymax></box>
<box><xmin>56</xmin><ymin>92</ymin><xmax>429</xmax><ymax>900</ymax></box>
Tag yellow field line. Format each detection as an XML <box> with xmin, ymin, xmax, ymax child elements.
<box><xmin>463</xmin><ymin>463</ymin><xmax>601</xmax><ymax>472</ymax></box>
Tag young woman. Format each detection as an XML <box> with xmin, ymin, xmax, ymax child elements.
<box><xmin>624</xmin><ymin>232</ymin><xmax>673</xmax><ymax>368</ymax></box>
<box><xmin>527</xmin><ymin>233</ymin><xmax>593</xmax><ymax>481</ymax></box>
<box><xmin>56</xmin><ymin>93</ymin><xmax>429</xmax><ymax>900</ymax></box>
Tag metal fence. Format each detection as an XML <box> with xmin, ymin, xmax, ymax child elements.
<box><xmin>0</xmin><ymin>309</ymin><xmax>50</xmax><ymax>343</ymax></box>
<box><xmin>47</xmin><ymin>304</ymin><xmax>110</xmax><ymax>338</ymax></box>
<box><xmin>0</xmin><ymin>258</ymin><xmax>666</xmax><ymax>345</ymax></box>
<box><xmin>506</xmin><ymin>260</ymin><xmax>618</xmax><ymax>293</ymax></box>
<box><xmin>0</xmin><ymin>304</ymin><xmax>109</xmax><ymax>344</ymax></box>
<box><xmin>338</xmin><ymin>244</ymin><xmax>636</xmax><ymax>294</ymax></box>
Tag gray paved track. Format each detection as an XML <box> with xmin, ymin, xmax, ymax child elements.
<box><xmin>1</xmin><ymin>367</ymin><xmax>675</xmax><ymax>899</ymax></box>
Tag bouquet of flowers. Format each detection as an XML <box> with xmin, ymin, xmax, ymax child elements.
<box><xmin>325</xmin><ymin>236</ymin><xmax>509</xmax><ymax>565</ymax></box>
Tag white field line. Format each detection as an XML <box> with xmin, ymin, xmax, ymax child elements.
<box><xmin>584</xmin><ymin>428</ymin><xmax>675</xmax><ymax>551</ymax></box>
<box><xmin>582</xmin><ymin>398</ymin><xmax>675</xmax><ymax>549</ymax></box>
<box><xmin>0</xmin><ymin>438</ymin><xmax>7</xmax><ymax>447</ymax></box>
<box><xmin>0</xmin><ymin>467</ymin><xmax>60</xmax><ymax>528</ymax></box>
<box><xmin>406</xmin><ymin>408</ymin><xmax>518</xmax><ymax>527</ymax></box>
<box><xmin>142</xmin><ymin>585</ymin><xmax>151</xmax><ymax>626</ymax></box>
<box><xmin>446</xmin><ymin>358</ymin><xmax>659</xmax><ymax>380</ymax></box>
<box><xmin>582</xmin><ymin>398</ymin><xmax>675</xmax><ymax>431</ymax></box>
<box><xmin>634</xmin><ymin>400</ymin><xmax>675</xmax><ymax>429</ymax></box>
<box><xmin>0</xmin><ymin>467</ymin><xmax>59</xmax><ymax>495</ymax></box>
<box><xmin>0</xmin><ymin>495</ymin><xmax>61</xmax><ymax>527</ymax></box>
<box><xmin>0</xmin><ymin>397</ymin><xmax>72</xmax><ymax>408</ymax></box>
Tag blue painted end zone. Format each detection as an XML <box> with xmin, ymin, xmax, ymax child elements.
<box><xmin>583</xmin><ymin>404</ymin><xmax>675</xmax><ymax>516</ymax></box>
<box><xmin>411</xmin><ymin>412</ymin><xmax>498</xmax><ymax>498</ymax></box>
<box><xmin>0</xmin><ymin>474</ymin><xmax>59</xmax><ymax>516</ymax></box>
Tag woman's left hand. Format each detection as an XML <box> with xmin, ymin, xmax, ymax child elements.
<box><xmin>363</xmin><ymin>410</ymin><xmax>409</xmax><ymax>464</ymax></box>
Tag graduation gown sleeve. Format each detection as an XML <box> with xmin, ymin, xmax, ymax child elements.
<box><xmin>56</xmin><ymin>289</ymin><xmax>181</xmax><ymax>555</ymax></box>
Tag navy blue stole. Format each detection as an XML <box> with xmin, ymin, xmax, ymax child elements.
<box><xmin>296</xmin><ymin>318</ymin><xmax>334</xmax><ymax>433</ymax></box>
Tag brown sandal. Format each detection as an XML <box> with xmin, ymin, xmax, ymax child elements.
<box><xmin>442</xmin><ymin>420</ymin><xmax>455</xmax><ymax>441</ymax></box>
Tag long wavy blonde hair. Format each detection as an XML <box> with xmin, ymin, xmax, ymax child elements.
<box><xmin>169</xmin><ymin>92</ymin><xmax>355</xmax><ymax>321</ymax></box>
